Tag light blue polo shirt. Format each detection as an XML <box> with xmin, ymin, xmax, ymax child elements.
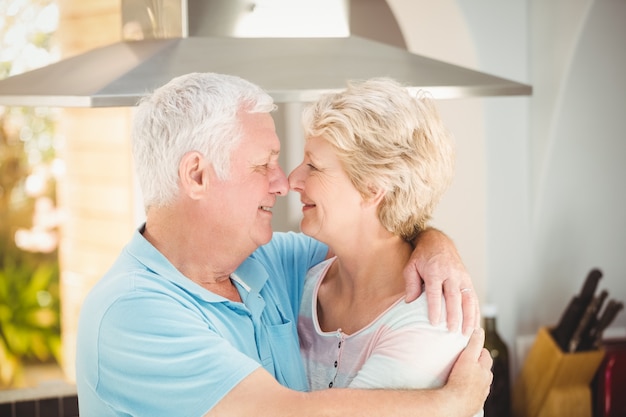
<box><xmin>76</xmin><ymin>227</ymin><xmax>327</xmax><ymax>417</ymax></box>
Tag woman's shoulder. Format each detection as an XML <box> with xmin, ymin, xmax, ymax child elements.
<box><xmin>377</xmin><ymin>292</ymin><xmax>454</xmax><ymax>333</ymax></box>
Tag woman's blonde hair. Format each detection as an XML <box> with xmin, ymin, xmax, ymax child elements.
<box><xmin>301</xmin><ymin>77</ymin><xmax>455</xmax><ymax>241</ymax></box>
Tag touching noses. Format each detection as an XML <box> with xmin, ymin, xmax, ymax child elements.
<box><xmin>270</xmin><ymin>165</ymin><xmax>289</xmax><ymax>196</ymax></box>
<box><xmin>288</xmin><ymin>164</ymin><xmax>304</xmax><ymax>193</ymax></box>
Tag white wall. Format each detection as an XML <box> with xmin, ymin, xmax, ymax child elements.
<box><xmin>388</xmin><ymin>0</ymin><xmax>626</xmax><ymax>378</ymax></box>
<box><xmin>530</xmin><ymin>0</ymin><xmax>626</xmax><ymax>338</ymax></box>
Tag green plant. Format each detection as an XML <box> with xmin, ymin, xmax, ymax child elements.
<box><xmin>0</xmin><ymin>56</ymin><xmax>61</xmax><ymax>391</ymax></box>
<box><xmin>0</xmin><ymin>251</ymin><xmax>61</xmax><ymax>387</ymax></box>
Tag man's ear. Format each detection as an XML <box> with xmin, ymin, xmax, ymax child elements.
<box><xmin>179</xmin><ymin>151</ymin><xmax>209</xmax><ymax>200</ymax></box>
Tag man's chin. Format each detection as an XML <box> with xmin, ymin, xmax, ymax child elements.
<box><xmin>255</xmin><ymin>226</ymin><xmax>274</xmax><ymax>247</ymax></box>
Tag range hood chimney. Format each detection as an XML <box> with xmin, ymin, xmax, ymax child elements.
<box><xmin>0</xmin><ymin>0</ymin><xmax>531</xmax><ymax>107</ymax></box>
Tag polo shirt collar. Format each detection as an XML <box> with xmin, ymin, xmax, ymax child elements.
<box><xmin>126</xmin><ymin>224</ymin><xmax>268</xmax><ymax>303</ymax></box>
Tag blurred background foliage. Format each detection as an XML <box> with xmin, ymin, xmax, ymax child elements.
<box><xmin>0</xmin><ymin>0</ymin><xmax>62</xmax><ymax>388</ymax></box>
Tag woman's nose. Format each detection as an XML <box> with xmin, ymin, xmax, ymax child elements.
<box><xmin>288</xmin><ymin>164</ymin><xmax>304</xmax><ymax>192</ymax></box>
<box><xmin>271</xmin><ymin>165</ymin><xmax>289</xmax><ymax>196</ymax></box>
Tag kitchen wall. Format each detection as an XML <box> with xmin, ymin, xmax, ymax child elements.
<box><xmin>527</xmin><ymin>0</ymin><xmax>625</xmax><ymax>347</ymax></box>
<box><xmin>387</xmin><ymin>0</ymin><xmax>626</xmax><ymax>376</ymax></box>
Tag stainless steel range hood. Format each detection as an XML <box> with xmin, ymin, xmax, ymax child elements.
<box><xmin>0</xmin><ymin>0</ymin><xmax>531</xmax><ymax>107</ymax></box>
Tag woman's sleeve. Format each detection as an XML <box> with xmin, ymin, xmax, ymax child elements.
<box><xmin>349</xmin><ymin>298</ymin><xmax>470</xmax><ymax>390</ymax></box>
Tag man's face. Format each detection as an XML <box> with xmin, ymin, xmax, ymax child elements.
<box><xmin>210</xmin><ymin>111</ymin><xmax>288</xmax><ymax>251</ymax></box>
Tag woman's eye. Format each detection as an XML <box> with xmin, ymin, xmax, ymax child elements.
<box><xmin>307</xmin><ymin>163</ymin><xmax>318</xmax><ymax>171</ymax></box>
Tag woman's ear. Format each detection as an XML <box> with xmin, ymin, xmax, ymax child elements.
<box><xmin>179</xmin><ymin>151</ymin><xmax>209</xmax><ymax>200</ymax></box>
<box><xmin>362</xmin><ymin>183</ymin><xmax>386</xmax><ymax>208</ymax></box>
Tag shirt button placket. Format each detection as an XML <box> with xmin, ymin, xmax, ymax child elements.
<box><xmin>329</xmin><ymin>332</ymin><xmax>344</xmax><ymax>388</ymax></box>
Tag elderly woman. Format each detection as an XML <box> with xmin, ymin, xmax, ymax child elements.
<box><xmin>290</xmin><ymin>77</ymin><xmax>482</xmax><ymax>415</ymax></box>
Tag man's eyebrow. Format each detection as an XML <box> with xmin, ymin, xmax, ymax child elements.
<box><xmin>265</xmin><ymin>150</ymin><xmax>280</xmax><ymax>160</ymax></box>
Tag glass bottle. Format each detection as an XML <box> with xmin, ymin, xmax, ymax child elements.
<box><xmin>482</xmin><ymin>304</ymin><xmax>511</xmax><ymax>417</ymax></box>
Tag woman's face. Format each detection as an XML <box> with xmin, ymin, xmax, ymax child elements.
<box><xmin>288</xmin><ymin>136</ymin><xmax>365</xmax><ymax>244</ymax></box>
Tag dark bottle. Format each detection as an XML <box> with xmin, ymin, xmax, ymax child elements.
<box><xmin>482</xmin><ymin>304</ymin><xmax>511</xmax><ymax>417</ymax></box>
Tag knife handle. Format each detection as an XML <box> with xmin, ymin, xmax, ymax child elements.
<box><xmin>590</xmin><ymin>301</ymin><xmax>624</xmax><ymax>350</ymax></box>
<box><xmin>551</xmin><ymin>297</ymin><xmax>585</xmax><ymax>351</ymax></box>
<box><xmin>579</xmin><ymin>268</ymin><xmax>602</xmax><ymax>304</ymax></box>
<box><xmin>551</xmin><ymin>269</ymin><xmax>603</xmax><ymax>352</ymax></box>
<box><xmin>569</xmin><ymin>290</ymin><xmax>608</xmax><ymax>352</ymax></box>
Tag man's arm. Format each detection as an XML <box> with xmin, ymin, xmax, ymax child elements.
<box><xmin>404</xmin><ymin>228</ymin><xmax>479</xmax><ymax>335</ymax></box>
<box><xmin>206</xmin><ymin>329</ymin><xmax>492</xmax><ymax>417</ymax></box>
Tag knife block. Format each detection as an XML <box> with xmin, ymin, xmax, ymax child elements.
<box><xmin>512</xmin><ymin>327</ymin><xmax>605</xmax><ymax>417</ymax></box>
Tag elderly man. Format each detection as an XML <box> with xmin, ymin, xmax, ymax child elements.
<box><xmin>76</xmin><ymin>72</ymin><xmax>491</xmax><ymax>417</ymax></box>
